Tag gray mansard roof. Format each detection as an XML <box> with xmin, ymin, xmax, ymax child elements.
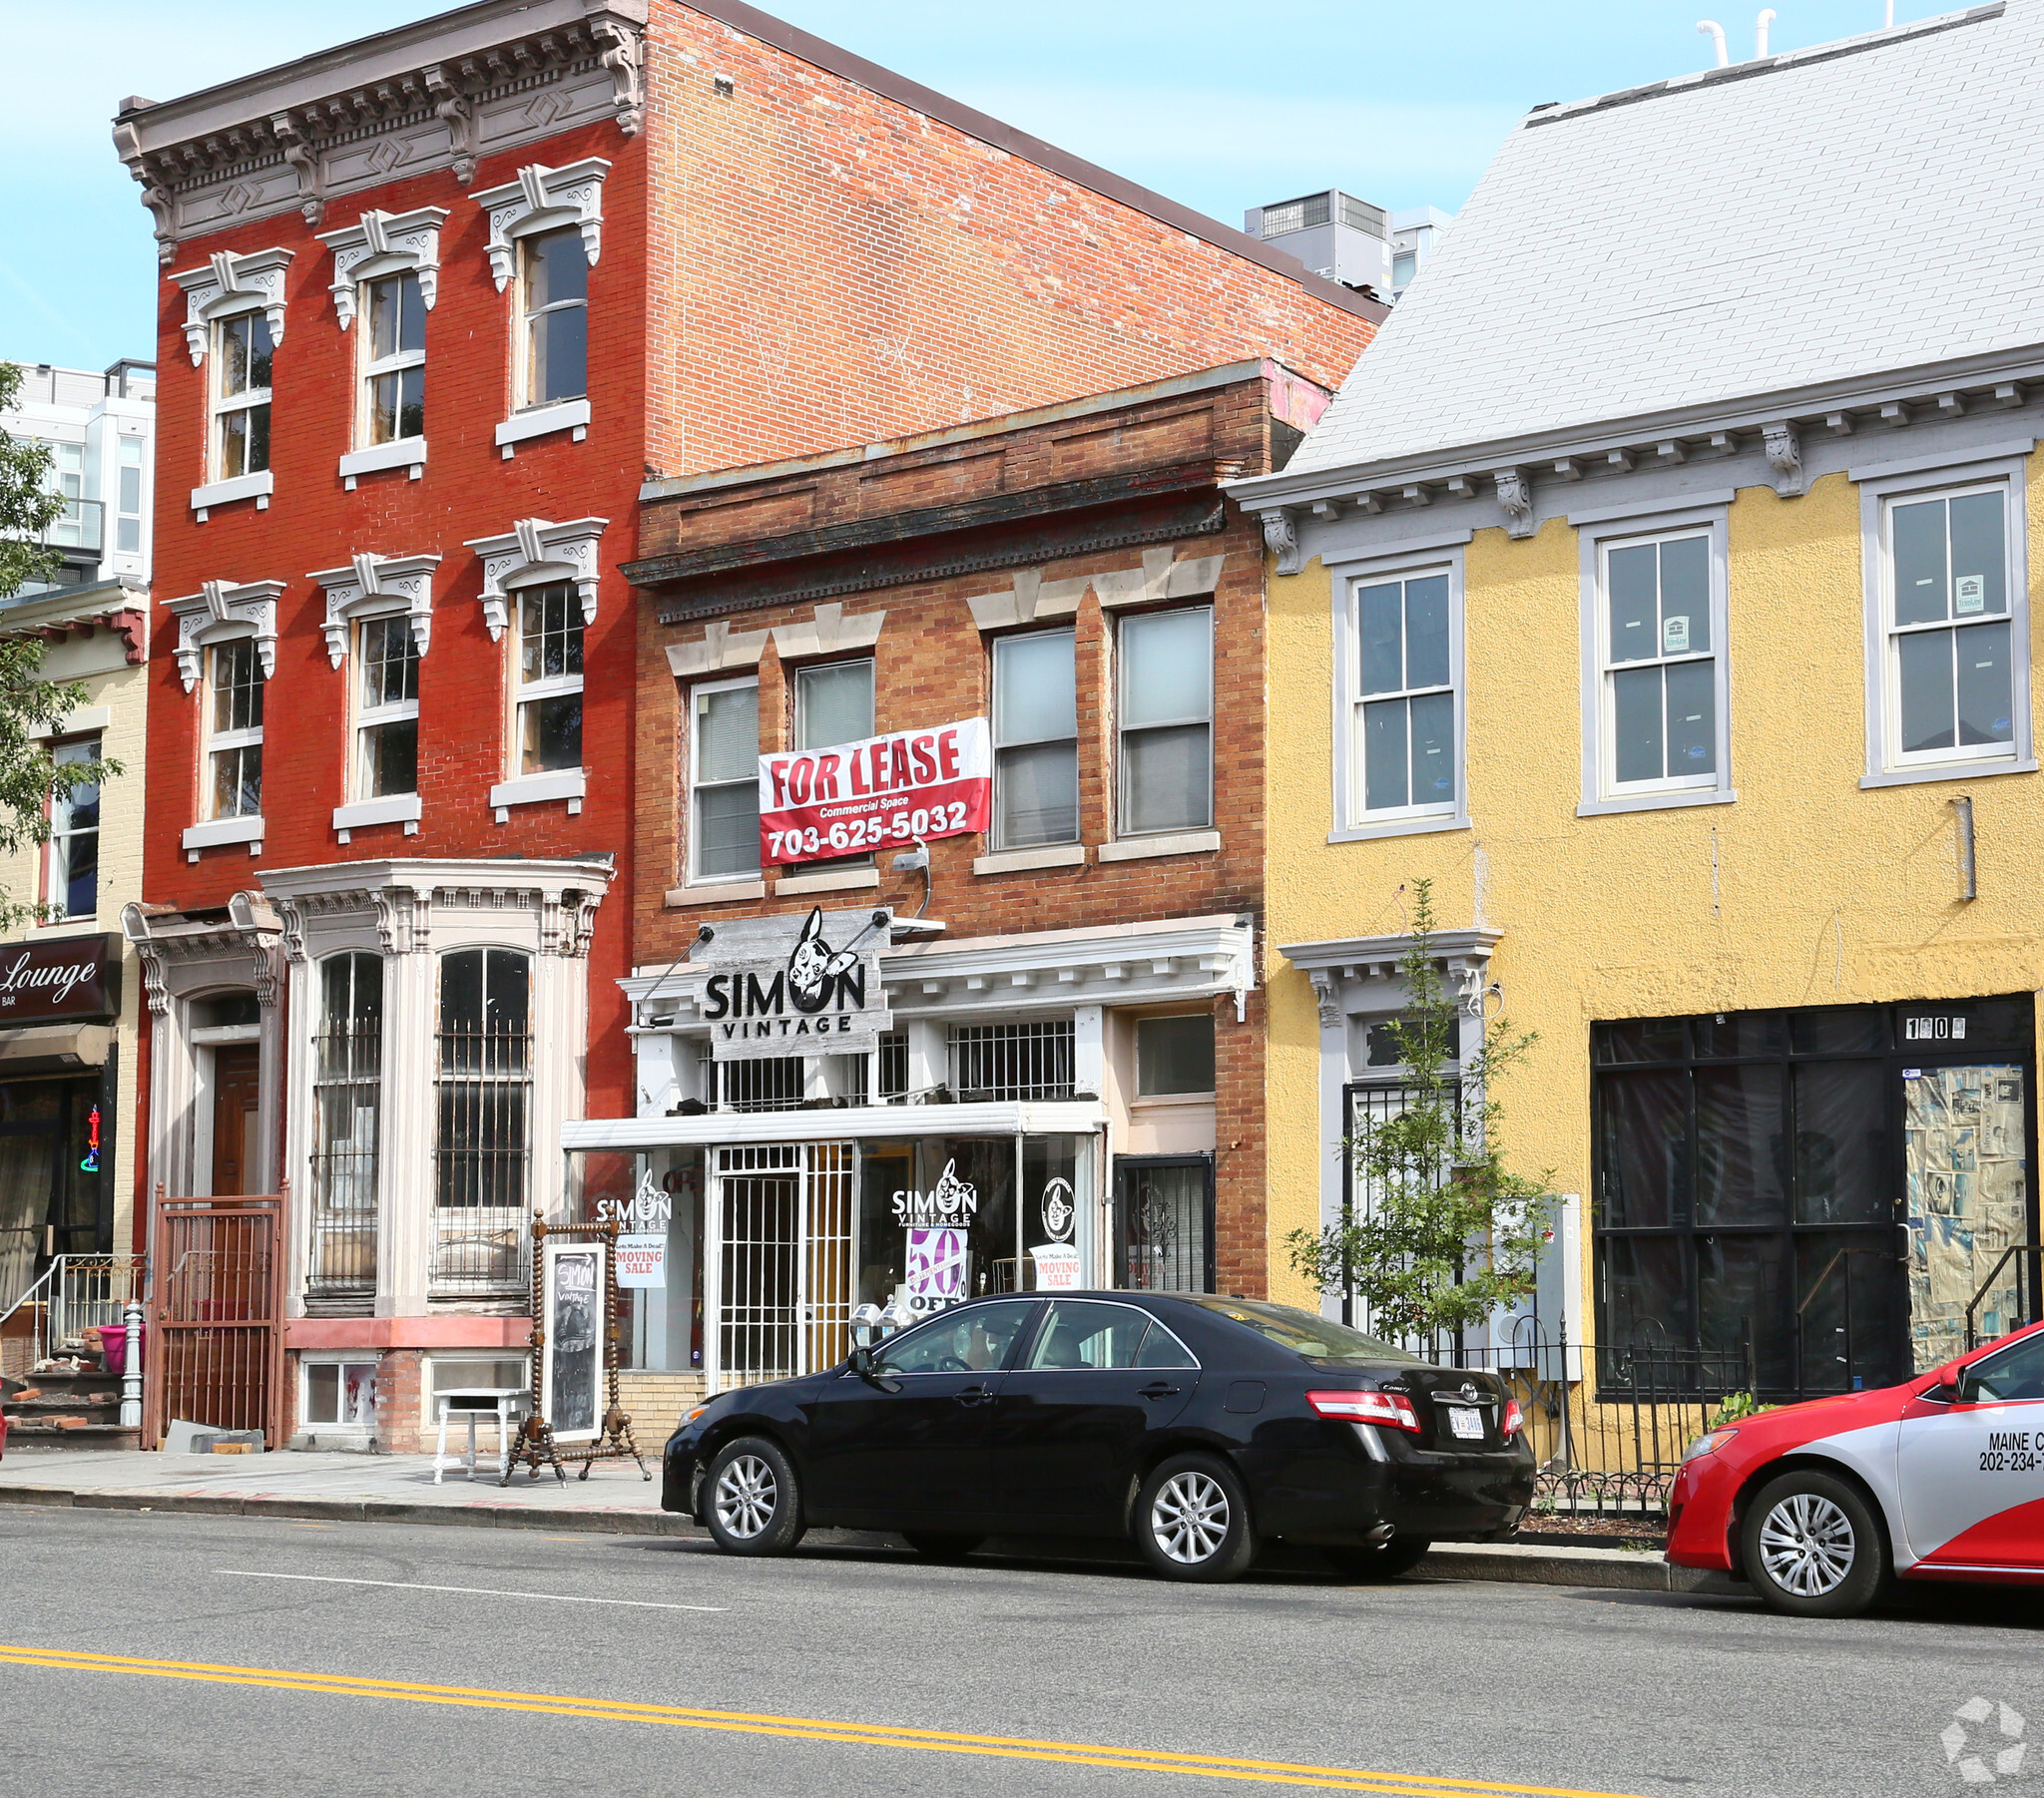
<box><xmin>1268</xmin><ymin>2</ymin><xmax>2036</xmax><ymax>488</ymax></box>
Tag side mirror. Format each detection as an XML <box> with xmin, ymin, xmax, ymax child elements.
<box><xmin>848</xmin><ymin>1343</ymin><xmax>901</xmax><ymax>1392</ymax></box>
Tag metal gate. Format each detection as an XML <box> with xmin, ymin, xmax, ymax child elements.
<box><xmin>705</xmin><ymin>1143</ymin><xmax>854</xmax><ymax>1394</ymax></box>
<box><xmin>145</xmin><ymin>1187</ymin><xmax>287</xmax><ymax>1448</ymax></box>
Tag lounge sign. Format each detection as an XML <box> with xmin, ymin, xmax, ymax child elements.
<box><xmin>759</xmin><ymin>717</ymin><xmax>991</xmax><ymax>867</ymax></box>
<box><xmin>699</xmin><ymin>907</ymin><xmax>891</xmax><ymax>1063</ymax></box>
<box><xmin>0</xmin><ymin>934</ymin><xmax>118</xmax><ymax>1024</ymax></box>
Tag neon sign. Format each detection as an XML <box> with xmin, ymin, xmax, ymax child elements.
<box><xmin>81</xmin><ymin>1104</ymin><xmax>100</xmax><ymax>1173</ymax></box>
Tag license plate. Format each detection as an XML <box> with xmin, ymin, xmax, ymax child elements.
<box><xmin>1446</xmin><ymin>1406</ymin><xmax>1484</xmax><ymax>1441</ymax></box>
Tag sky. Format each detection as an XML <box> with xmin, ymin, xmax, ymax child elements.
<box><xmin>1</xmin><ymin>0</ymin><xmax>1943</xmax><ymax>371</ymax></box>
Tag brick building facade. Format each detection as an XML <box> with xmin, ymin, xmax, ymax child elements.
<box><xmin>565</xmin><ymin>360</ymin><xmax>1330</xmax><ymax>1402</ymax></box>
<box><xmin>112</xmin><ymin>0</ymin><xmax>1372</xmax><ymax>1448</ymax></box>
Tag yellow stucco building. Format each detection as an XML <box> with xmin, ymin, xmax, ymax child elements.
<box><xmin>1233</xmin><ymin>5</ymin><xmax>2044</xmax><ymax>1401</ymax></box>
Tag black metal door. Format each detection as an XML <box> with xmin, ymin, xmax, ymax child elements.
<box><xmin>1113</xmin><ymin>1156</ymin><xmax>1214</xmax><ymax>1293</ymax></box>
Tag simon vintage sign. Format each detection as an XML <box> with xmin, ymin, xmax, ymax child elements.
<box><xmin>698</xmin><ymin>907</ymin><xmax>891</xmax><ymax>1063</ymax></box>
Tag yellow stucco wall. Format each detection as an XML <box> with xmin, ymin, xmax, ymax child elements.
<box><xmin>1264</xmin><ymin>463</ymin><xmax>2044</xmax><ymax>1311</ymax></box>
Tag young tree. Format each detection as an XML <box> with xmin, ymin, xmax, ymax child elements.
<box><xmin>0</xmin><ymin>361</ymin><xmax>124</xmax><ymax>928</ymax></box>
<box><xmin>1284</xmin><ymin>878</ymin><xmax>1554</xmax><ymax>1346</ymax></box>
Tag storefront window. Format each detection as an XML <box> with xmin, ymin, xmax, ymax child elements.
<box><xmin>433</xmin><ymin>949</ymin><xmax>530</xmax><ymax>1294</ymax></box>
<box><xmin>1592</xmin><ymin>996</ymin><xmax>2034</xmax><ymax>1396</ymax></box>
<box><xmin>307</xmin><ymin>953</ymin><xmax>382</xmax><ymax>1303</ymax></box>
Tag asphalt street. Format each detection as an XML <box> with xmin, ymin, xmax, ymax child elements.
<box><xmin>0</xmin><ymin>1503</ymin><xmax>2036</xmax><ymax>1798</ymax></box>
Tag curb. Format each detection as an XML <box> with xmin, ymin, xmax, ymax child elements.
<box><xmin>0</xmin><ymin>1478</ymin><xmax>1748</xmax><ymax>1592</ymax></box>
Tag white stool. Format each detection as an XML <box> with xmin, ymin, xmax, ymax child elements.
<box><xmin>432</xmin><ymin>1388</ymin><xmax>529</xmax><ymax>1485</ymax></box>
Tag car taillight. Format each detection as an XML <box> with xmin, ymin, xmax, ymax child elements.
<box><xmin>1308</xmin><ymin>1389</ymin><xmax>1420</xmax><ymax>1433</ymax></box>
<box><xmin>1501</xmin><ymin>1399</ymin><xmax>1524</xmax><ymax>1440</ymax></box>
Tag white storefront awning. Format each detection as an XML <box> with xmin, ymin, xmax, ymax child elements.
<box><xmin>562</xmin><ymin>1100</ymin><xmax>1106</xmax><ymax>1153</ymax></box>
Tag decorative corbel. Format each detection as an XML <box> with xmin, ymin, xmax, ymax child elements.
<box><xmin>463</xmin><ymin>517</ymin><xmax>608</xmax><ymax>641</ymax></box>
<box><xmin>114</xmin><ymin>121</ymin><xmax>179</xmax><ymax>266</ymax></box>
<box><xmin>472</xmin><ymin>159</ymin><xmax>610</xmax><ymax>292</ymax></box>
<box><xmin>1308</xmin><ymin>970</ymin><xmax>1343</xmax><ymax>1032</ymax></box>
<box><xmin>164</xmin><ymin>578</ymin><xmax>284</xmax><ymax>693</ymax></box>
<box><xmin>1260</xmin><ymin>509</ymin><xmax>1302</xmax><ymax>578</ymax></box>
<box><xmin>1762</xmin><ymin>420</ymin><xmax>1805</xmax><ymax>498</ymax></box>
<box><xmin>317</xmin><ymin>207</ymin><xmax>450</xmax><ymax>327</ymax></box>
<box><xmin>269</xmin><ymin>111</ymin><xmax>325</xmax><ymax>227</ymax></box>
<box><xmin>171</xmin><ymin>247</ymin><xmax>293</xmax><ymax>367</ymax></box>
<box><xmin>310</xmin><ymin>551</ymin><xmax>442</xmax><ymax>667</ymax></box>
<box><xmin>423</xmin><ymin>64</ymin><xmax>478</xmax><ymax>185</ymax></box>
<box><xmin>592</xmin><ymin>19</ymin><xmax>646</xmax><ymax>137</ymax></box>
<box><xmin>1492</xmin><ymin>467</ymin><xmax>1534</xmax><ymax>539</ymax></box>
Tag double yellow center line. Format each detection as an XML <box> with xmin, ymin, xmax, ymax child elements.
<box><xmin>0</xmin><ymin>1643</ymin><xmax>1651</xmax><ymax>1797</ymax></box>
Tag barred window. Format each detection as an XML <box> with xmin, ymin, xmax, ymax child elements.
<box><xmin>877</xmin><ymin>1031</ymin><xmax>909</xmax><ymax>1101</ymax></box>
<box><xmin>434</xmin><ymin>950</ymin><xmax>530</xmax><ymax>1294</ymax></box>
<box><xmin>308</xmin><ymin>953</ymin><xmax>382</xmax><ymax>1301</ymax></box>
<box><xmin>949</xmin><ymin>1021</ymin><xmax>1075</xmax><ymax>1102</ymax></box>
<box><xmin>694</xmin><ymin>1047</ymin><xmax>804</xmax><ymax>1113</ymax></box>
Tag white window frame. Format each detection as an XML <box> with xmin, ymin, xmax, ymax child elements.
<box><xmin>298</xmin><ymin>1354</ymin><xmax>380</xmax><ymax>1432</ymax></box>
<box><xmin>1114</xmin><ymin>605</ymin><xmax>1215</xmax><ymax>839</ymax></box>
<box><xmin>1333</xmin><ymin>555</ymin><xmax>1466</xmax><ymax>840</ymax></box>
<box><xmin>44</xmin><ymin>734</ymin><xmax>100</xmax><ymax>925</ymax></box>
<box><xmin>209</xmin><ymin>306</ymin><xmax>273</xmax><ymax>484</ymax></box>
<box><xmin>352</xmin><ymin>613</ymin><xmax>421</xmax><ymax>802</ymax></box>
<box><xmin>204</xmin><ymin>638</ymin><xmax>264</xmax><ymax>822</ymax></box>
<box><xmin>1854</xmin><ymin>448</ymin><xmax>2035</xmax><ymax>788</ymax></box>
<box><xmin>991</xmin><ymin>627</ymin><xmax>1081</xmax><ymax>853</ymax></box>
<box><xmin>115</xmin><ymin>433</ymin><xmax>146</xmax><ymax>557</ymax></box>
<box><xmin>509</xmin><ymin>581</ymin><xmax>584</xmax><ymax>780</ymax></box>
<box><xmin>356</xmin><ymin>269</ymin><xmax>426</xmax><ymax>450</ymax></box>
<box><xmin>689</xmin><ymin>673</ymin><xmax>762</xmax><ymax>885</ymax></box>
<box><xmin>515</xmin><ymin>226</ymin><xmax>589</xmax><ymax>412</ymax></box>
<box><xmin>1576</xmin><ymin>501</ymin><xmax>1734</xmax><ymax>817</ymax></box>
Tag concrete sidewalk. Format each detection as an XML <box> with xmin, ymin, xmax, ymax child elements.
<box><xmin>0</xmin><ymin>1447</ymin><xmax>1746</xmax><ymax>1595</ymax></box>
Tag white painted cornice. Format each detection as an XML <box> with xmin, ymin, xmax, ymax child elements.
<box><xmin>163</xmin><ymin>578</ymin><xmax>284</xmax><ymax>693</ymax></box>
<box><xmin>470</xmin><ymin>159</ymin><xmax>610</xmax><ymax>291</ymax></box>
<box><xmin>463</xmin><ymin>516</ymin><xmax>608</xmax><ymax>641</ymax></box>
<box><xmin>308</xmin><ymin>552</ymin><xmax>442</xmax><ymax>668</ymax></box>
<box><xmin>170</xmin><ymin>247</ymin><xmax>292</xmax><ymax>366</ymax></box>
<box><xmin>316</xmin><ymin>208</ymin><xmax>450</xmax><ymax>327</ymax></box>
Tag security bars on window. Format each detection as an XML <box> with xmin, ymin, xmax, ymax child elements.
<box><xmin>433</xmin><ymin>948</ymin><xmax>531</xmax><ymax>1296</ymax></box>
<box><xmin>307</xmin><ymin>952</ymin><xmax>382</xmax><ymax>1305</ymax></box>
<box><xmin>949</xmin><ymin>1021</ymin><xmax>1076</xmax><ymax>1102</ymax></box>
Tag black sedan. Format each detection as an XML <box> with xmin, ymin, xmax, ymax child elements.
<box><xmin>663</xmin><ymin>1291</ymin><xmax>1534</xmax><ymax>1581</ymax></box>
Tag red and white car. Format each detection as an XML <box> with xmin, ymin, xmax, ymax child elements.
<box><xmin>1668</xmin><ymin>1319</ymin><xmax>2044</xmax><ymax>1615</ymax></box>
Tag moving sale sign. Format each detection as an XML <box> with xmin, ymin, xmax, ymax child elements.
<box><xmin>760</xmin><ymin>718</ymin><xmax>991</xmax><ymax>866</ymax></box>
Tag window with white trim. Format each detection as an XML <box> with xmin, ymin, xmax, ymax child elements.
<box><xmin>115</xmin><ymin>435</ymin><xmax>144</xmax><ymax>555</ymax></box>
<box><xmin>513</xmin><ymin>584</ymin><xmax>582</xmax><ymax>775</ymax></box>
<box><xmin>520</xmin><ymin>227</ymin><xmax>587</xmax><ymax>407</ymax></box>
<box><xmin>793</xmin><ymin>659</ymin><xmax>875</xmax><ymax>868</ymax></box>
<box><xmin>1354</xmin><ymin>570</ymin><xmax>1455</xmax><ymax>818</ymax></box>
<box><xmin>359</xmin><ymin>270</ymin><xmax>424</xmax><ymax>447</ymax></box>
<box><xmin>992</xmin><ymin>628</ymin><xmax>1079</xmax><ymax>849</ymax></box>
<box><xmin>690</xmin><ymin>676</ymin><xmax>760</xmax><ymax>881</ymax></box>
<box><xmin>212</xmin><ymin>311</ymin><xmax>272</xmax><ymax>480</ymax></box>
<box><xmin>205</xmin><ymin>639</ymin><xmax>263</xmax><ymax>820</ymax></box>
<box><xmin>1595</xmin><ymin>528</ymin><xmax>1718</xmax><ymax>796</ymax></box>
<box><xmin>354</xmin><ymin>616</ymin><xmax>419</xmax><ymax>799</ymax></box>
<box><xmin>1880</xmin><ymin>482</ymin><xmax>2017</xmax><ymax>768</ymax></box>
<box><xmin>1117</xmin><ymin>607</ymin><xmax>1213</xmax><ymax>836</ymax></box>
<box><xmin>46</xmin><ymin>736</ymin><xmax>100</xmax><ymax>923</ymax></box>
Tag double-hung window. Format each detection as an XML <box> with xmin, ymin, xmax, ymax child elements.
<box><xmin>1354</xmin><ymin>571</ymin><xmax>1455</xmax><ymax>820</ymax></box>
<box><xmin>521</xmin><ymin>227</ymin><xmax>588</xmax><ymax>407</ymax></box>
<box><xmin>690</xmin><ymin>677</ymin><xmax>761</xmax><ymax>881</ymax></box>
<box><xmin>792</xmin><ymin>660</ymin><xmax>875</xmax><ymax>868</ymax></box>
<box><xmin>1880</xmin><ymin>483</ymin><xmax>2018</xmax><ymax>770</ymax></box>
<box><xmin>1589</xmin><ymin>525</ymin><xmax>1727</xmax><ymax>807</ymax></box>
<box><xmin>46</xmin><ymin>737</ymin><xmax>100</xmax><ymax>922</ymax></box>
<box><xmin>992</xmin><ymin>629</ymin><xmax>1079</xmax><ymax>849</ymax></box>
<box><xmin>212</xmin><ymin>311</ymin><xmax>272</xmax><ymax>480</ymax></box>
<box><xmin>206</xmin><ymin>640</ymin><xmax>263</xmax><ymax>819</ymax></box>
<box><xmin>513</xmin><ymin>585</ymin><xmax>583</xmax><ymax>774</ymax></box>
<box><xmin>360</xmin><ymin>271</ymin><xmax>425</xmax><ymax>446</ymax></box>
<box><xmin>115</xmin><ymin>435</ymin><xmax>144</xmax><ymax>555</ymax></box>
<box><xmin>355</xmin><ymin>617</ymin><xmax>419</xmax><ymax>799</ymax></box>
<box><xmin>1118</xmin><ymin>607</ymin><xmax>1213</xmax><ymax>836</ymax></box>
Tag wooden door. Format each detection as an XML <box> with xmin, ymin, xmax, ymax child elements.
<box><xmin>211</xmin><ymin>1046</ymin><xmax>261</xmax><ymax>1196</ymax></box>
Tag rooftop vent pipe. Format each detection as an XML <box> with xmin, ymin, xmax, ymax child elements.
<box><xmin>1756</xmin><ymin>8</ymin><xmax>1776</xmax><ymax>56</ymax></box>
<box><xmin>1697</xmin><ymin>19</ymin><xmax>1729</xmax><ymax>65</ymax></box>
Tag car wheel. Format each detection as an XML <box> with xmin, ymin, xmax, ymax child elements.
<box><xmin>1740</xmin><ymin>1469</ymin><xmax>1888</xmax><ymax>1618</ymax></box>
<box><xmin>704</xmin><ymin>1436</ymin><xmax>805</xmax><ymax>1557</ymax></box>
<box><xmin>1135</xmin><ymin>1453</ymin><xmax>1258</xmax><ymax>1583</ymax></box>
<box><xmin>1324</xmin><ymin>1536</ymin><xmax>1432</xmax><ymax>1581</ymax></box>
<box><xmin>901</xmin><ymin>1532</ymin><xmax>985</xmax><ymax>1563</ymax></box>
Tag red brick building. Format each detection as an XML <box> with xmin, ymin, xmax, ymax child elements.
<box><xmin>570</xmin><ymin>359</ymin><xmax>1330</xmax><ymax>1404</ymax></box>
<box><xmin>112</xmin><ymin>0</ymin><xmax>1374</xmax><ymax>1447</ymax></box>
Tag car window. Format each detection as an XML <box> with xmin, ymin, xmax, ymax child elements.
<box><xmin>1026</xmin><ymin>1301</ymin><xmax>1148</xmax><ymax>1370</ymax></box>
<box><xmin>1963</xmin><ymin>1330</ymin><xmax>2044</xmax><ymax>1402</ymax></box>
<box><xmin>876</xmin><ymin>1301</ymin><xmax>1036</xmax><ymax>1376</ymax></box>
<box><xmin>1184</xmin><ymin>1296</ymin><xmax>1425</xmax><ymax>1367</ymax></box>
<box><xmin>1136</xmin><ymin>1321</ymin><xmax>1199</xmax><ymax>1369</ymax></box>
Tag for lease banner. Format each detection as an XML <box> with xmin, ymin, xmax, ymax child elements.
<box><xmin>759</xmin><ymin>717</ymin><xmax>991</xmax><ymax>867</ymax></box>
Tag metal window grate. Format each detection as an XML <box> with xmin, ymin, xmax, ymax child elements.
<box><xmin>433</xmin><ymin>950</ymin><xmax>530</xmax><ymax>1295</ymax></box>
<box><xmin>877</xmin><ymin>1031</ymin><xmax>908</xmax><ymax>1100</ymax></box>
<box><xmin>695</xmin><ymin>1047</ymin><xmax>806</xmax><ymax>1113</ymax></box>
<box><xmin>307</xmin><ymin>955</ymin><xmax>381</xmax><ymax>1306</ymax></box>
<box><xmin>949</xmin><ymin>1021</ymin><xmax>1075</xmax><ymax>1102</ymax></box>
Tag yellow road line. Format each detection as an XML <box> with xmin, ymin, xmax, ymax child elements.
<box><xmin>0</xmin><ymin>1643</ymin><xmax>1650</xmax><ymax>1798</ymax></box>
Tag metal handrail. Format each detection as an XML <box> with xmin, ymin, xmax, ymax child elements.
<box><xmin>1965</xmin><ymin>1243</ymin><xmax>2044</xmax><ymax>1351</ymax></box>
<box><xmin>0</xmin><ymin>1253</ymin><xmax>148</xmax><ymax>1374</ymax></box>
